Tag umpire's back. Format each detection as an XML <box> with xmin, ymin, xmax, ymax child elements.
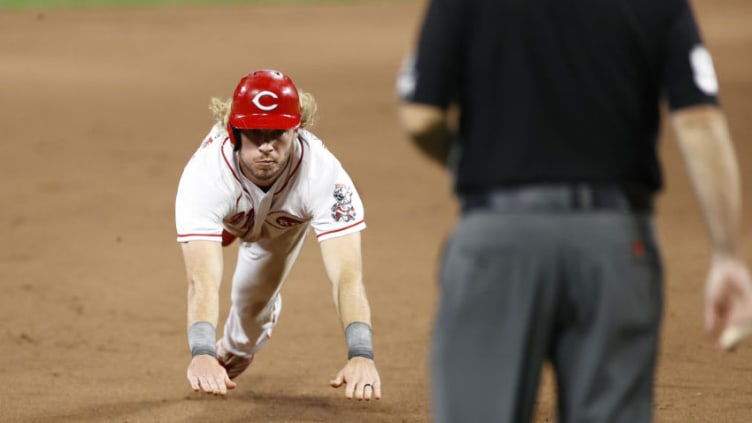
<box><xmin>406</xmin><ymin>0</ymin><xmax>718</xmax><ymax>195</ymax></box>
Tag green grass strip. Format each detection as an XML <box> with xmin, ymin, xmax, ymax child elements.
<box><xmin>0</xmin><ymin>0</ymin><xmax>390</xmax><ymax>10</ymax></box>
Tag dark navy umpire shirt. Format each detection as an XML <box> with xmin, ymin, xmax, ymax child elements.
<box><xmin>400</xmin><ymin>0</ymin><xmax>719</xmax><ymax>195</ymax></box>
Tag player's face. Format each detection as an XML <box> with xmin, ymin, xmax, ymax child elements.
<box><xmin>237</xmin><ymin>128</ymin><xmax>297</xmax><ymax>188</ymax></box>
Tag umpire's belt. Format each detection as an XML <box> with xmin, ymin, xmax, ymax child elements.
<box><xmin>461</xmin><ymin>185</ymin><xmax>654</xmax><ymax>214</ymax></box>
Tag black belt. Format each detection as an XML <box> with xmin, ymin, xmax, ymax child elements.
<box><xmin>460</xmin><ymin>185</ymin><xmax>654</xmax><ymax>214</ymax></box>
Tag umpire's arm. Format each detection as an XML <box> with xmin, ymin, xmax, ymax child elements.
<box><xmin>672</xmin><ymin>104</ymin><xmax>752</xmax><ymax>348</ymax></box>
<box><xmin>672</xmin><ymin>105</ymin><xmax>741</xmax><ymax>257</ymax></box>
<box><xmin>398</xmin><ymin>103</ymin><xmax>452</xmax><ymax>165</ymax></box>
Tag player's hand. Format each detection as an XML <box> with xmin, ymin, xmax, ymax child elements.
<box><xmin>704</xmin><ymin>255</ymin><xmax>752</xmax><ymax>350</ymax></box>
<box><xmin>329</xmin><ymin>357</ymin><xmax>382</xmax><ymax>401</ymax></box>
<box><xmin>186</xmin><ymin>354</ymin><xmax>237</xmax><ymax>395</ymax></box>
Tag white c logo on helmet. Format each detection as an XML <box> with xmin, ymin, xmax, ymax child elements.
<box><xmin>252</xmin><ymin>91</ymin><xmax>279</xmax><ymax>111</ymax></box>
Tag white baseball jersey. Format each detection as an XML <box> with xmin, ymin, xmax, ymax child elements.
<box><xmin>175</xmin><ymin>123</ymin><xmax>366</xmax><ymax>245</ymax></box>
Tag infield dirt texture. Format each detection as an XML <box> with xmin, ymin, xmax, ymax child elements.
<box><xmin>1</xmin><ymin>0</ymin><xmax>751</xmax><ymax>421</ymax></box>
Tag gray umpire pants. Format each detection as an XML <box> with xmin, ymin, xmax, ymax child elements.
<box><xmin>431</xmin><ymin>190</ymin><xmax>663</xmax><ymax>423</ymax></box>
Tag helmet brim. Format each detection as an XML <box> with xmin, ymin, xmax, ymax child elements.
<box><xmin>229</xmin><ymin>114</ymin><xmax>301</xmax><ymax>130</ymax></box>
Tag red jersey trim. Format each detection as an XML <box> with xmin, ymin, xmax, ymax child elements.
<box><xmin>177</xmin><ymin>233</ymin><xmax>223</xmax><ymax>239</ymax></box>
<box><xmin>316</xmin><ymin>220</ymin><xmax>365</xmax><ymax>238</ymax></box>
<box><xmin>221</xmin><ymin>137</ymin><xmax>252</xmax><ymax>197</ymax></box>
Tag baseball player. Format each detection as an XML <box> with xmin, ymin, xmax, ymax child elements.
<box><xmin>175</xmin><ymin>69</ymin><xmax>381</xmax><ymax>400</ymax></box>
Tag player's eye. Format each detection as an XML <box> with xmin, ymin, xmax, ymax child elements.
<box><xmin>241</xmin><ymin>129</ymin><xmax>285</xmax><ymax>143</ymax></box>
<box><xmin>242</xmin><ymin>129</ymin><xmax>263</xmax><ymax>139</ymax></box>
<box><xmin>270</xmin><ymin>130</ymin><xmax>285</xmax><ymax>139</ymax></box>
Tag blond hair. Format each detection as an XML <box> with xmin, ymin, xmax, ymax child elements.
<box><xmin>209</xmin><ymin>89</ymin><xmax>318</xmax><ymax>129</ymax></box>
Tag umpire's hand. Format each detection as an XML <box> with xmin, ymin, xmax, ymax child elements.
<box><xmin>705</xmin><ymin>256</ymin><xmax>752</xmax><ymax>350</ymax></box>
<box><xmin>329</xmin><ymin>357</ymin><xmax>382</xmax><ymax>401</ymax></box>
<box><xmin>187</xmin><ymin>355</ymin><xmax>236</xmax><ymax>395</ymax></box>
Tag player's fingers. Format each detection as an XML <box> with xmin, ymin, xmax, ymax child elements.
<box><xmin>372</xmin><ymin>381</ymin><xmax>382</xmax><ymax>400</ymax></box>
<box><xmin>215</xmin><ymin>375</ymin><xmax>231</xmax><ymax>395</ymax></box>
<box><xmin>344</xmin><ymin>379</ymin><xmax>356</xmax><ymax>399</ymax></box>
<box><xmin>224</xmin><ymin>374</ymin><xmax>237</xmax><ymax>390</ymax></box>
<box><xmin>361</xmin><ymin>383</ymin><xmax>374</xmax><ymax>401</ymax></box>
<box><xmin>215</xmin><ymin>373</ymin><xmax>235</xmax><ymax>395</ymax></box>
<box><xmin>329</xmin><ymin>370</ymin><xmax>344</xmax><ymax>388</ymax></box>
<box><xmin>354</xmin><ymin>383</ymin><xmax>366</xmax><ymax>400</ymax></box>
<box><xmin>199</xmin><ymin>376</ymin><xmax>218</xmax><ymax>394</ymax></box>
<box><xmin>197</xmin><ymin>376</ymin><xmax>210</xmax><ymax>393</ymax></box>
<box><xmin>215</xmin><ymin>375</ymin><xmax>228</xmax><ymax>396</ymax></box>
<box><xmin>187</xmin><ymin>374</ymin><xmax>201</xmax><ymax>392</ymax></box>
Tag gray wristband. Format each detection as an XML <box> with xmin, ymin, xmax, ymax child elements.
<box><xmin>188</xmin><ymin>321</ymin><xmax>217</xmax><ymax>358</ymax></box>
<box><xmin>345</xmin><ymin>321</ymin><xmax>374</xmax><ymax>360</ymax></box>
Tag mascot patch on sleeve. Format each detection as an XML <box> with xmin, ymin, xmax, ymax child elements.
<box><xmin>331</xmin><ymin>183</ymin><xmax>357</xmax><ymax>222</ymax></box>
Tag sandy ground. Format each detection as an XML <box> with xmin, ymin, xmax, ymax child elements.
<box><xmin>0</xmin><ymin>0</ymin><xmax>751</xmax><ymax>421</ymax></box>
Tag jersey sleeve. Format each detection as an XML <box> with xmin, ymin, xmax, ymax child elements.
<box><xmin>175</xmin><ymin>133</ymin><xmax>233</xmax><ymax>243</ymax></box>
<box><xmin>662</xmin><ymin>0</ymin><xmax>720</xmax><ymax>110</ymax></box>
<box><xmin>307</xmin><ymin>158</ymin><xmax>366</xmax><ymax>242</ymax></box>
<box><xmin>397</xmin><ymin>0</ymin><xmax>466</xmax><ymax>108</ymax></box>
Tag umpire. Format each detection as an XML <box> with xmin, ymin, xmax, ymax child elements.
<box><xmin>397</xmin><ymin>0</ymin><xmax>752</xmax><ymax>422</ymax></box>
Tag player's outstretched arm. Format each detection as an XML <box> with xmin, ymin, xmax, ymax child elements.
<box><xmin>181</xmin><ymin>240</ymin><xmax>236</xmax><ymax>394</ymax></box>
<box><xmin>671</xmin><ymin>104</ymin><xmax>752</xmax><ymax>350</ymax></box>
<box><xmin>320</xmin><ymin>232</ymin><xmax>382</xmax><ymax>400</ymax></box>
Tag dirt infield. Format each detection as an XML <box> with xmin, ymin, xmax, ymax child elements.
<box><xmin>1</xmin><ymin>0</ymin><xmax>751</xmax><ymax>421</ymax></box>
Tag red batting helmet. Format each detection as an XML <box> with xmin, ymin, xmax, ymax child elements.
<box><xmin>227</xmin><ymin>69</ymin><xmax>301</xmax><ymax>145</ymax></box>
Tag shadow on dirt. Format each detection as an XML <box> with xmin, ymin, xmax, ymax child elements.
<box><xmin>26</xmin><ymin>391</ymin><xmax>402</xmax><ymax>423</ymax></box>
